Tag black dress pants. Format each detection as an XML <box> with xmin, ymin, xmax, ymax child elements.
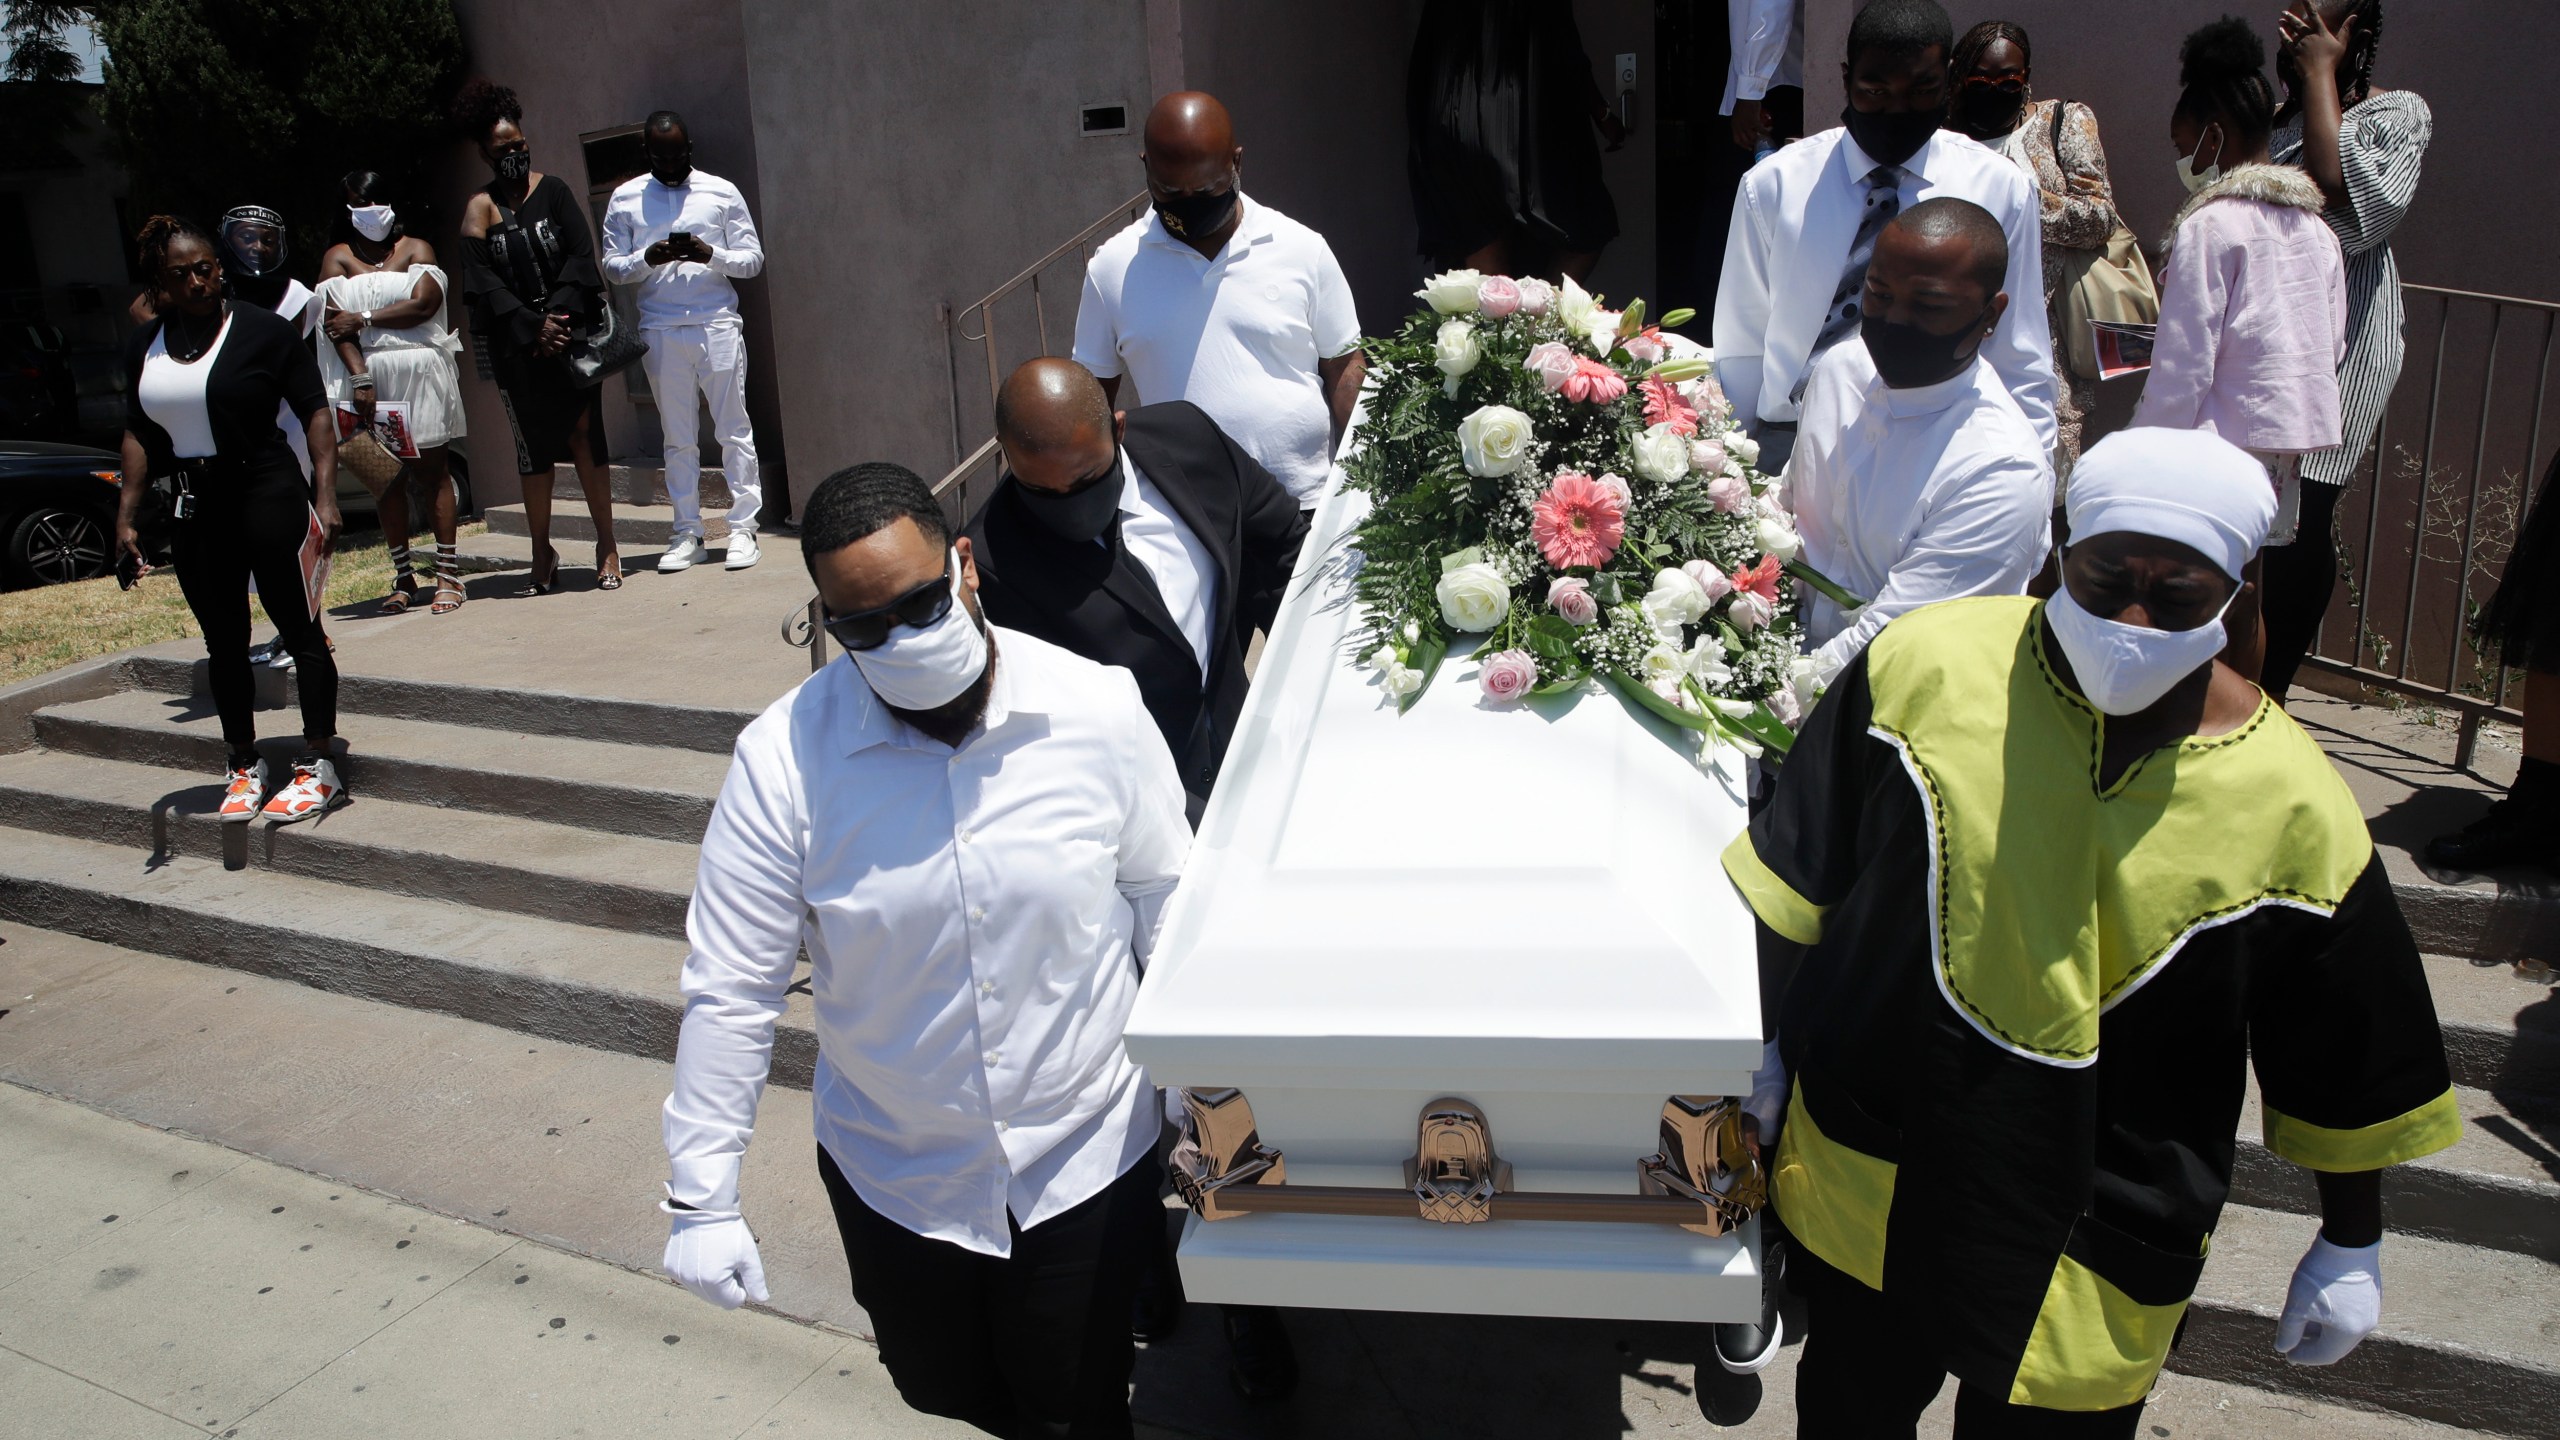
<box><xmin>2259</xmin><ymin>479</ymin><xmax>2345</xmax><ymax>702</ymax></box>
<box><xmin>169</xmin><ymin>461</ymin><xmax>337</xmax><ymax>755</ymax></box>
<box><xmin>1793</xmin><ymin>1247</ymin><xmax>2147</xmax><ymax>1439</ymax></box>
<box><xmin>818</xmin><ymin>1144</ymin><xmax>1158</xmax><ymax>1440</ymax></box>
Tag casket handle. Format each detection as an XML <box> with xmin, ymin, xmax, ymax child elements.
<box><xmin>1637</xmin><ymin>1095</ymin><xmax>1769</xmax><ymax>1237</ymax></box>
<box><xmin>1403</xmin><ymin>1097</ymin><xmax>1513</xmax><ymax>1224</ymax></box>
<box><xmin>1170</xmin><ymin>1087</ymin><xmax>1286</xmax><ymax>1221</ymax></box>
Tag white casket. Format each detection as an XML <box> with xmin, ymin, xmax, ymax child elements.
<box><xmin>1124</xmin><ymin>481</ymin><xmax>1768</xmax><ymax>1325</ymax></box>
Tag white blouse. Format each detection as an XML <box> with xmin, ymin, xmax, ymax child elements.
<box><xmin>136</xmin><ymin>312</ymin><xmax>236</xmax><ymax>460</ymax></box>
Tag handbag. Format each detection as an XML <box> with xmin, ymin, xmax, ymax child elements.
<box><xmin>559</xmin><ymin>297</ymin><xmax>648</xmax><ymax>389</ymax></box>
<box><xmin>336</xmin><ymin>427</ymin><xmax>404</xmax><ymax>494</ymax></box>
<box><xmin>2047</xmin><ymin>102</ymin><xmax>2160</xmax><ymax>384</ymax></box>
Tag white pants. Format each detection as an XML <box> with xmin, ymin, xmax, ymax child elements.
<box><xmin>642</xmin><ymin>317</ymin><xmax>760</xmax><ymax>539</ymax></box>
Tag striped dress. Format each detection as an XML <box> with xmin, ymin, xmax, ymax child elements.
<box><xmin>2272</xmin><ymin>90</ymin><xmax>2433</xmax><ymax>487</ymax></box>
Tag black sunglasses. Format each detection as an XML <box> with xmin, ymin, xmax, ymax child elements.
<box><xmin>821</xmin><ymin>552</ymin><xmax>956</xmax><ymax>651</ymax></box>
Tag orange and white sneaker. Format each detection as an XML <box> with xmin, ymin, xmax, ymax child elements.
<box><xmin>260</xmin><ymin>755</ymin><xmax>346</xmax><ymax>824</ymax></box>
<box><xmin>218</xmin><ymin>758</ymin><xmax>270</xmax><ymax>823</ymax></box>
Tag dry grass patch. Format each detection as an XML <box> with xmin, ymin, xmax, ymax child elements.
<box><xmin>0</xmin><ymin>525</ymin><xmax>484</xmax><ymax>689</ymax></box>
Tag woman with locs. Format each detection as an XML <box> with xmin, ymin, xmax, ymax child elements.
<box><xmin>318</xmin><ymin>170</ymin><xmax>469</xmax><ymax>614</ymax></box>
<box><xmin>1945</xmin><ymin>20</ymin><xmax>2123</xmax><ymax>483</ymax></box>
<box><xmin>451</xmin><ymin>78</ymin><xmax>622</xmax><ymax>593</ymax></box>
<box><xmin>2259</xmin><ymin>0</ymin><xmax>2430</xmax><ymax>703</ymax></box>
<box><xmin>113</xmin><ymin>215</ymin><xmax>351</xmax><ymax>825</ymax></box>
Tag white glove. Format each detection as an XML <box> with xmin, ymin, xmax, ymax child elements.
<box><xmin>661</xmin><ymin>1206</ymin><xmax>770</xmax><ymax>1310</ymax></box>
<box><xmin>2274</xmin><ymin>1234</ymin><xmax>2381</xmax><ymax>1366</ymax></box>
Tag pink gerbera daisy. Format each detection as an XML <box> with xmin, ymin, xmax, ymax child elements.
<box><xmin>1531</xmin><ymin>471</ymin><xmax>1627</xmax><ymax>570</ymax></box>
<box><xmin>1639</xmin><ymin>376</ymin><xmax>1698</xmax><ymax>436</ymax></box>
<box><xmin>1732</xmin><ymin>553</ymin><xmax>1783</xmax><ymax>601</ymax></box>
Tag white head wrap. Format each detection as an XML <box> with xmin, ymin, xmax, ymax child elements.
<box><xmin>2065</xmin><ymin>428</ymin><xmax>2274</xmax><ymax>581</ymax></box>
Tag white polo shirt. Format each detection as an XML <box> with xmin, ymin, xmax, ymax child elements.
<box><xmin>1073</xmin><ymin>194</ymin><xmax>1361</xmax><ymax>505</ymax></box>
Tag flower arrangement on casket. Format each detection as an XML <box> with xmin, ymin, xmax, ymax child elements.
<box><xmin>1342</xmin><ymin>270</ymin><xmax>1858</xmax><ymax>758</ymax></box>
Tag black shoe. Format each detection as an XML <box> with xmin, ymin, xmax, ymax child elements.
<box><xmin>1131</xmin><ymin>1261</ymin><xmax>1184</xmax><ymax>1343</ymax></box>
<box><xmin>1223</xmin><ymin>1304</ymin><xmax>1299</xmax><ymax>1402</ymax></box>
<box><xmin>2426</xmin><ymin>796</ymin><xmax>2560</xmax><ymax>873</ymax></box>
<box><xmin>1712</xmin><ymin>1237</ymin><xmax>1786</xmax><ymax>1375</ymax></box>
<box><xmin>1696</xmin><ymin>1368</ymin><xmax>1765</xmax><ymax>1426</ymax></box>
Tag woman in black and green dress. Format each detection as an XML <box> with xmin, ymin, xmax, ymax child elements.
<box><xmin>453</xmin><ymin>79</ymin><xmax>622</xmax><ymax>593</ymax></box>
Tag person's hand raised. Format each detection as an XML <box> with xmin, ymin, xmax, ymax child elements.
<box><xmin>2277</xmin><ymin>3</ymin><xmax>2357</xmax><ymax>78</ymax></box>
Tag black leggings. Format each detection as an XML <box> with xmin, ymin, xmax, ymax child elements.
<box><xmin>170</xmin><ymin>464</ymin><xmax>337</xmax><ymax>758</ymax></box>
<box><xmin>2259</xmin><ymin>479</ymin><xmax>2345</xmax><ymax>702</ymax></box>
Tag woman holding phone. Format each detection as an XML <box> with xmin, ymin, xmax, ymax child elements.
<box><xmin>113</xmin><ymin>214</ymin><xmax>351</xmax><ymax>824</ymax></box>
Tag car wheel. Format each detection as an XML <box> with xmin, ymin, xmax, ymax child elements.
<box><xmin>8</xmin><ymin>505</ymin><xmax>114</xmax><ymax>586</ymax></box>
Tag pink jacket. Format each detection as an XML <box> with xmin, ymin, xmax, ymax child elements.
<box><xmin>2134</xmin><ymin>164</ymin><xmax>2348</xmax><ymax>455</ymax></box>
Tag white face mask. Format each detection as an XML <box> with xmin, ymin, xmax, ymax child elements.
<box><xmin>847</xmin><ymin>557</ymin><xmax>989</xmax><ymax>712</ymax></box>
<box><xmin>2044</xmin><ymin>583</ymin><xmax>2234</xmax><ymax>716</ymax></box>
<box><xmin>348</xmin><ymin>204</ymin><xmax>397</xmax><ymax>242</ymax></box>
<box><xmin>2175</xmin><ymin>125</ymin><xmax>2225</xmax><ymax>194</ymax></box>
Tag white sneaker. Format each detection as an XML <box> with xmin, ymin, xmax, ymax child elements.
<box><xmin>658</xmin><ymin>535</ymin><xmax>708</xmax><ymax>573</ymax></box>
<box><xmin>261</xmin><ymin>755</ymin><xmax>346</xmax><ymax>824</ymax></box>
<box><xmin>723</xmin><ymin>531</ymin><xmax>761</xmax><ymax>570</ymax></box>
<box><xmin>218</xmin><ymin>758</ymin><xmax>269</xmax><ymax>823</ymax></box>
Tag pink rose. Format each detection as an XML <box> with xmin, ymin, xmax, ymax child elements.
<box><xmin>1478</xmin><ymin>648</ymin><xmax>1539</xmax><ymax>705</ymax></box>
<box><xmin>1594</xmin><ymin>472</ymin><xmax>1633</xmax><ymax>508</ymax></box>
<box><xmin>1728</xmin><ymin>589</ymin><xmax>1777</xmax><ymax>632</ymax></box>
<box><xmin>1768</xmin><ymin>684</ymin><xmax>1805</xmax><ymax>728</ymax></box>
<box><xmin>1707</xmin><ymin>473</ymin><xmax>1751</xmax><ymax>514</ymax></box>
<box><xmin>1690</xmin><ymin>439</ymin><xmax>1729</xmax><ymax>476</ymax></box>
<box><xmin>1560</xmin><ymin>357</ymin><xmax>1629</xmax><ymax>405</ymax></box>
<box><xmin>1622</xmin><ymin>329</ymin><xmax>1666</xmax><ymax>365</ymax></box>
<box><xmin>1476</xmin><ymin>275</ymin><xmax>1523</xmax><ymax>319</ymax></box>
<box><xmin>1514</xmin><ymin>277</ymin><xmax>1556</xmax><ymax>315</ymax></box>
<box><xmin>1683</xmin><ymin>559</ymin><xmax>1734</xmax><ymax>604</ymax></box>
<box><xmin>1548</xmin><ymin>575</ymin><xmax>1599</xmax><ymax>626</ymax></box>
<box><xmin>1522</xmin><ymin>341</ymin><xmax>1578</xmax><ymax>393</ymax></box>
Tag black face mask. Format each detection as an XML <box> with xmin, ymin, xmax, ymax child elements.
<box><xmin>1013</xmin><ymin>455</ymin><xmax>1123</xmax><ymax>544</ymax></box>
<box><xmin>1153</xmin><ymin>182</ymin><xmax>1238</xmax><ymax>241</ymax></box>
<box><xmin>495</xmin><ymin>151</ymin><xmax>532</xmax><ymax>184</ymax></box>
<box><xmin>1841</xmin><ymin>101</ymin><xmax>1946</xmax><ymax>168</ymax></box>
<box><xmin>1861</xmin><ymin>302</ymin><xmax>1993</xmax><ymax>389</ymax></box>
<box><xmin>1954</xmin><ymin>84</ymin><xmax>2027</xmax><ymax>139</ymax></box>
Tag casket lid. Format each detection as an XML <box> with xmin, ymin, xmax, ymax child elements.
<box><xmin>1126</xmin><ymin>490</ymin><xmax>1764</xmax><ymax>1096</ymax></box>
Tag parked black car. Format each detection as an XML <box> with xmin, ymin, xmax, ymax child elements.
<box><xmin>0</xmin><ymin>322</ymin><xmax>80</xmax><ymax>443</ymax></box>
<box><xmin>1</xmin><ymin>438</ymin><xmax>139</xmax><ymax>588</ymax></box>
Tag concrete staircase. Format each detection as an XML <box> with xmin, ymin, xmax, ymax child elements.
<box><xmin>0</xmin><ymin>649</ymin><xmax>2554</xmax><ymax>1434</ymax></box>
<box><xmin>455</xmin><ymin>462</ymin><xmax>738</xmax><ymax>573</ymax></box>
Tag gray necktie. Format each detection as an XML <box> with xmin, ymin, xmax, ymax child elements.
<box><xmin>1792</xmin><ymin>164</ymin><xmax>1902</xmax><ymax>406</ymax></box>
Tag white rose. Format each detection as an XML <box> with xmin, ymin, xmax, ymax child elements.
<box><xmin>1726</xmin><ymin>432</ymin><xmax>1761</xmax><ymax>469</ymax></box>
<box><xmin>1368</xmin><ymin>643</ymin><xmax>1401</xmax><ymax>673</ymax></box>
<box><xmin>1755</xmin><ymin>512</ymin><xmax>1803</xmax><ymax>563</ymax></box>
<box><xmin>1455</xmin><ymin>404</ymin><xmax>1534</xmax><ymax>477</ymax></box>
<box><xmin>1434</xmin><ymin>319</ymin><xmax>1483</xmax><ymax>395</ymax></box>
<box><xmin>1435</xmin><ymin>561</ymin><xmax>1513</xmax><ymax>633</ymax></box>
<box><xmin>1416</xmin><ymin>269</ymin><xmax>1484</xmax><ymax>315</ymax></box>
<box><xmin>1630</xmin><ymin>422</ymin><xmax>1691</xmax><ymax>484</ymax></box>
<box><xmin>1639</xmin><ymin>566</ymin><xmax>1709</xmax><ymax>635</ymax></box>
<box><xmin>1381</xmin><ymin>663</ymin><xmax>1426</xmax><ymax>700</ymax></box>
<box><xmin>1557</xmin><ymin>275</ymin><xmax>1599</xmax><ymax>335</ymax></box>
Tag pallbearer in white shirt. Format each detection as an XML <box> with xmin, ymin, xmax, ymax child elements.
<box><xmin>1786</xmin><ymin>199</ymin><xmax>2052</xmax><ymax>690</ymax></box>
<box><xmin>1713</xmin><ymin>0</ymin><xmax>2055</xmax><ymax>477</ymax></box>
<box><xmin>1074</xmin><ymin>91</ymin><xmax>1367</xmax><ymax>513</ymax></box>
<box><xmin>603</xmin><ymin>111</ymin><xmax>766</xmax><ymax>572</ymax></box>
<box><xmin>660</xmin><ymin>462</ymin><xmax>1190</xmax><ymax>1438</ymax></box>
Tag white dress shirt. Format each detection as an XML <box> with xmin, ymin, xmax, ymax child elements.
<box><xmin>1074</xmin><ymin>194</ymin><xmax>1361</xmax><ymax>506</ymax></box>
<box><xmin>1722</xmin><ymin>0</ymin><xmax>1803</xmax><ymax>115</ymax></box>
<box><xmin>1789</xmin><ymin>342</ymin><xmax>2053</xmax><ymax>686</ymax></box>
<box><xmin>1116</xmin><ymin>451</ymin><xmax>1219</xmax><ymax>679</ymax></box>
<box><xmin>663</xmin><ymin>627</ymin><xmax>1191</xmax><ymax>1257</ymax></box>
<box><xmin>601</xmin><ymin>168</ymin><xmax>764</xmax><ymax>329</ymax></box>
<box><xmin>1714</xmin><ymin>127</ymin><xmax>2057</xmax><ymax>454</ymax></box>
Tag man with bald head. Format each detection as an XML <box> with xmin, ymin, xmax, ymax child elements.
<box><xmin>1074</xmin><ymin>91</ymin><xmax>1366</xmax><ymax>513</ymax></box>
<box><xmin>966</xmin><ymin>357</ymin><xmax>1306</xmax><ymax>826</ymax></box>
<box><xmin>1782</xmin><ymin>196</ymin><xmax>2052</xmax><ymax>691</ymax></box>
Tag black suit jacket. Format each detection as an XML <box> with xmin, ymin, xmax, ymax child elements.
<box><xmin>966</xmin><ymin>401</ymin><xmax>1309</xmax><ymax>824</ymax></box>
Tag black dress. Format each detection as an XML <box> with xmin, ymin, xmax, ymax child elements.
<box><xmin>2475</xmin><ymin>447</ymin><xmax>2560</xmax><ymax>674</ymax></box>
<box><xmin>460</xmin><ymin>173</ymin><xmax>605</xmax><ymax>475</ymax></box>
<box><xmin>1406</xmin><ymin>0</ymin><xmax>1621</xmax><ymax>268</ymax></box>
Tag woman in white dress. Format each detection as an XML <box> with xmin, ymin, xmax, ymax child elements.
<box><xmin>316</xmin><ymin>171</ymin><xmax>470</xmax><ymax>613</ymax></box>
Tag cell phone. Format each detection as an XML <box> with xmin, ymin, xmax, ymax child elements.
<box><xmin>116</xmin><ymin>547</ymin><xmax>144</xmax><ymax>590</ymax></box>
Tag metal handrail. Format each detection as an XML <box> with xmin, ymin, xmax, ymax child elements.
<box><xmin>2301</xmin><ymin>282</ymin><xmax>2559</xmax><ymax>768</ymax></box>
<box><xmin>941</xmin><ymin>190</ymin><xmax>1149</xmax><ymax>472</ymax></box>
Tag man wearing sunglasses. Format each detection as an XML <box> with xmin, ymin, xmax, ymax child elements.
<box><xmin>660</xmin><ymin>461</ymin><xmax>1190</xmax><ymax>1437</ymax></box>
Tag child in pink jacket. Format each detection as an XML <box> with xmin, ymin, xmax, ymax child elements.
<box><xmin>2134</xmin><ymin>17</ymin><xmax>2346</xmax><ymax>676</ymax></box>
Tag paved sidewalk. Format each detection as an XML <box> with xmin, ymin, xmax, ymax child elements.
<box><xmin>0</xmin><ymin>1084</ymin><xmax>1117</xmax><ymax>1440</ymax></box>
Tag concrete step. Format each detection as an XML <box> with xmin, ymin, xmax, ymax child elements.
<box><xmin>118</xmin><ymin>648</ymin><xmax>758</xmax><ymax>755</ymax></box>
<box><xmin>551</xmin><ymin>460</ymin><xmax>732</xmax><ymax>508</ymax></box>
<box><xmin>1</xmin><ymin>927</ymin><xmax>2482</xmax><ymax>1440</ymax></box>
<box><xmin>2423</xmin><ymin>953</ymin><xmax>2560</xmax><ymax>1100</ymax></box>
<box><xmin>31</xmin><ymin>688</ymin><xmax>730</xmax><ymax>844</ymax></box>
<box><xmin>446</xmin><ymin>529</ymin><xmax>535</xmax><ymax>575</ymax></box>
<box><xmin>0</xmin><ymin>749</ymin><xmax>697</xmax><ymax>940</ymax></box>
<box><xmin>2175</xmin><ymin>1200</ymin><xmax>2560</xmax><ymax>1434</ymax></box>
<box><xmin>2232</xmin><ymin>1081</ymin><xmax>2560</xmax><ymax>1263</ymax></box>
<box><xmin>0</xmin><ymin>831</ymin><xmax>817</xmax><ymax>1089</ymax></box>
<box><xmin>486</xmin><ymin>501</ymin><xmax>728</xmax><ymax>548</ymax></box>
